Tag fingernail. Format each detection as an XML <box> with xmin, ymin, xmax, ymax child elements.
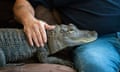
<box><xmin>30</xmin><ymin>43</ymin><xmax>34</xmax><ymax>47</ymax></box>
<box><xmin>32</xmin><ymin>43</ymin><xmax>34</xmax><ymax>46</ymax></box>
<box><xmin>41</xmin><ymin>44</ymin><xmax>44</xmax><ymax>47</ymax></box>
<box><xmin>53</xmin><ymin>26</ymin><xmax>56</xmax><ymax>28</ymax></box>
<box><xmin>37</xmin><ymin>44</ymin><xmax>40</xmax><ymax>47</ymax></box>
<box><xmin>44</xmin><ymin>39</ymin><xmax>47</xmax><ymax>43</ymax></box>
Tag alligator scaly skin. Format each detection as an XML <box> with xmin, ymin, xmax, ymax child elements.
<box><xmin>0</xmin><ymin>24</ymin><xmax>97</xmax><ymax>67</ymax></box>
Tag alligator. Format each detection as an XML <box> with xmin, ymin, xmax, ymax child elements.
<box><xmin>0</xmin><ymin>24</ymin><xmax>97</xmax><ymax>67</ymax></box>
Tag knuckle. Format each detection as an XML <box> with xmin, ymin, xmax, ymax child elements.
<box><xmin>23</xmin><ymin>28</ymin><xmax>27</xmax><ymax>32</ymax></box>
<box><xmin>23</xmin><ymin>27</ymin><xmax>29</xmax><ymax>33</ymax></box>
<box><xmin>32</xmin><ymin>24</ymin><xmax>37</xmax><ymax>29</ymax></box>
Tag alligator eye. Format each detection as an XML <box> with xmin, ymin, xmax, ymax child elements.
<box><xmin>68</xmin><ymin>30</ymin><xmax>74</xmax><ymax>34</ymax></box>
<box><xmin>67</xmin><ymin>28</ymin><xmax>74</xmax><ymax>33</ymax></box>
<box><xmin>50</xmin><ymin>30</ymin><xmax>55</xmax><ymax>35</ymax></box>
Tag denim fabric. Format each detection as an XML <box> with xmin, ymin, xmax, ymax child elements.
<box><xmin>73</xmin><ymin>32</ymin><xmax>120</xmax><ymax>72</ymax></box>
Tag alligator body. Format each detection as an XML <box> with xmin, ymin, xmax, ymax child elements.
<box><xmin>0</xmin><ymin>24</ymin><xmax>97</xmax><ymax>67</ymax></box>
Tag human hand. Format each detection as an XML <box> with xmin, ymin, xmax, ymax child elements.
<box><xmin>23</xmin><ymin>18</ymin><xmax>55</xmax><ymax>47</ymax></box>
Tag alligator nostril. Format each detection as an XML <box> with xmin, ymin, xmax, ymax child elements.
<box><xmin>87</xmin><ymin>31</ymin><xmax>97</xmax><ymax>37</ymax></box>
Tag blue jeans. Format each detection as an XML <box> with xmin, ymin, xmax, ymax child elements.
<box><xmin>73</xmin><ymin>32</ymin><xmax>120</xmax><ymax>72</ymax></box>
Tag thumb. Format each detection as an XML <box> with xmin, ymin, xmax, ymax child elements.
<box><xmin>45</xmin><ymin>24</ymin><xmax>56</xmax><ymax>30</ymax></box>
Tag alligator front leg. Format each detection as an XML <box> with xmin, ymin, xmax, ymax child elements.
<box><xmin>0</xmin><ymin>48</ymin><xmax>6</xmax><ymax>67</ymax></box>
<box><xmin>37</xmin><ymin>47</ymin><xmax>49</xmax><ymax>63</ymax></box>
<box><xmin>37</xmin><ymin>47</ymin><xmax>73</xmax><ymax>67</ymax></box>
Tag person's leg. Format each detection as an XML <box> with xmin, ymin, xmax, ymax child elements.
<box><xmin>73</xmin><ymin>33</ymin><xmax>120</xmax><ymax>72</ymax></box>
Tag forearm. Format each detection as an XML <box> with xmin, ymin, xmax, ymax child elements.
<box><xmin>13</xmin><ymin>0</ymin><xmax>35</xmax><ymax>25</ymax></box>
